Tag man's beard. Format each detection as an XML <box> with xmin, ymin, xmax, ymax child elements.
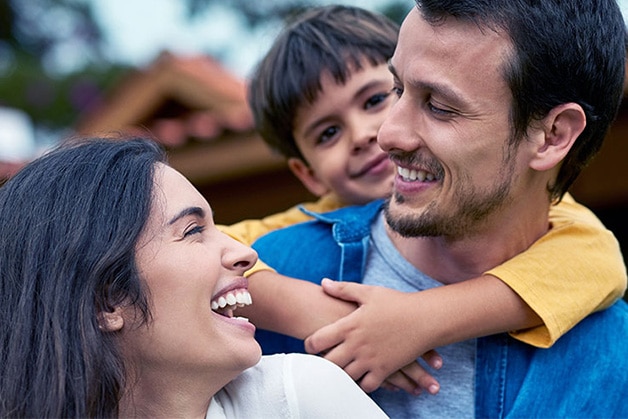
<box><xmin>384</xmin><ymin>148</ymin><xmax>516</xmax><ymax>239</ymax></box>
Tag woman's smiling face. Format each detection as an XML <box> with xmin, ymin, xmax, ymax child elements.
<box><xmin>123</xmin><ymin>163</ymin><xmax>261</xmax><ymax>388</ymax></box>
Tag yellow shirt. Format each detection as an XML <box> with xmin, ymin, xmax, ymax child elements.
<box><xmin>219</xmin><ymin>193</ymin><xmax>627</xmax><ymax>348</ymax></box>
<box><xmin>219</xmin><ymin>194</ymin><xmax>343</xmax><ymax>246</ymax></box>
<box><xmin>487</xmin><ymin>193</ymin><xmax>626</xmax><ymax>347</ymax></box>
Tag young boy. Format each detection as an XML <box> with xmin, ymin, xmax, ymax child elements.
<box><xmin>222</xmin><ymin>5</ymin><xmax>626</xmax><ymax>395</ymax></box>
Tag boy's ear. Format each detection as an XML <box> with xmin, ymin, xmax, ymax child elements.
<box><xmin>287</xmin><ymin>157</ymin><xmax>330</xmax><ymax>197</ymax></box>
<box><xmin>529</xmin><ymin>103</ymin><xmax>586</xmax><ymax>172</ymax></box>
<box><xmin>97</xmin><ymin>306</ymin><xmax>125</xmax><ymax>333</ymax></box>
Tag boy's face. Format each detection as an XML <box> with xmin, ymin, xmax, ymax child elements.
<box><xmin>290</xmin><ymin>62</ymin><xmax>395</xmax><ymax>205</ymax></box>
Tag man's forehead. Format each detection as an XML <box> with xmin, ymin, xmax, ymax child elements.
<box><xmin>392</xmin><ymin>8</ymin><xmax>511</xmax><ymax>75</ymax></box>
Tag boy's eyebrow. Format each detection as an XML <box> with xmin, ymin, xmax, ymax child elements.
<box><xmin>355</xmin><ymin>79</ymin><xmax>390</xmax><ymax>99</ymax></box>
<box><xmin>168</xmin><ymin>206</ymin><xmax>205</xmax><ymax>225</ymax></box>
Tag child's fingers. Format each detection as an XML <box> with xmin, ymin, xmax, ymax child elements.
<box><xmin>400</xmin><ymin>362</ymin><xmax>440</xmax><ymax>395</ymax></box>
<box><xmin>320</xmin><ymin>278</ymin><xmax>366</xmax><ymax>304</ymax></box>
<box><xmin>368</xmin><ymin>371</ymin><xmax>418</xmax><ymax>395</ymax></box>
<box><xmin>318</xmin><ymin>343</ymin><xmax>356</xmax><ymax>373</ymax></box>
<box><xmin>304</xmin><ymin>320</ymin><xmax>346</xmax><ymax>355</ymax></box>
<box><xmin>341</xmin><ymin>358</ymin><xmax>370</xmax><ymax>384</ymax></box>
<box><xmin>420</xmin><ymin>349</ymin><xmax>443</xmax><ymax>370</ymax></box>
<box><xmin>379</xmin><ymin>381</ymin><xmax>401</xmax><ymax>393</ymax></box>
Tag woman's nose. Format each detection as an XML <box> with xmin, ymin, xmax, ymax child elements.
<box><xmin>223</xmin><ymin>235</ymin><xmax>257</xmax><ymax>272</ymax></box>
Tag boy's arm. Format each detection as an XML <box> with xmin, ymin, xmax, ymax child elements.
<box><xmin>240</xmin><ymin>270</ymin><xmax>443</xmax><ymax>394</ymax></box>
<box><xmin>242</xmin><ymin>269</ymin><xmax>537</xmax><ymax>395</ymax></box>
<box><xmin>486</xmin><ymin>194</ymin><xmax>627</xmax><ymax>347</ymax></box>
<box><xmin>304</xmin><ymin>276</ymin><xmax>540</xmax><ymax>393</ymax></box>
<box><xmin>240</xmin><ymin>270</ymin><xmax>356</xmax><ymax>338</ymax></box>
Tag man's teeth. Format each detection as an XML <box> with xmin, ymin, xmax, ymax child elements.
<box><xmin>398</xmin><ymin>166</ymin><xmax>435</xmax><ymax>182</ymax></box>
<box><xmin>211</xmin><ymin>289</ymin><xmax>253</xmax><ymax>312</ymax></box>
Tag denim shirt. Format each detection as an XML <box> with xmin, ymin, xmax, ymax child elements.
<box><xmin>253</xmin><ymin>200</ymin><xmax>628</xmax><ymax>418</ymax></box>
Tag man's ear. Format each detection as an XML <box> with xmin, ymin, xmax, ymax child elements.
<box><xmin>529</xmin><ymin>103</ymin><xmax>586</xmax><ymax>172</ymax></box>
<box><xmin>97</xmin><ymin>306</ymin><xmax>125</xmax><ymax>332</ymax></box>
<box><xmin>287</xmin><ymin>157</ymin><xmax>330</xmax><ymax>197</ymax></box>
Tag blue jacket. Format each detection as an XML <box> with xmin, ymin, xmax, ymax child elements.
<box><xmin>252</xmin><ymin>200</ymin><xmax>628</xmax><ymax>418</ymax></box>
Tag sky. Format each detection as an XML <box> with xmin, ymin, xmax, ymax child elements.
<box><xmin>91</xmin><ymin>0</ymin><xmax>396</xmax><ymax>79</ymax></box>
<box><xmin>92</xmin><ymin>0</ymin><xmax>628</xmax><ymax>80</ymax></box>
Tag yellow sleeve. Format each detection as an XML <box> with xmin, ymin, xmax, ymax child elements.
<box><xmin>218</xmin><ymin>194</ymin><xmax>345</xmax><ymax>276</ymax></box>
<box><xmin>485</xmin><ymin>193</ymin><xmax>627</xmax><ymax>348</ymax></box>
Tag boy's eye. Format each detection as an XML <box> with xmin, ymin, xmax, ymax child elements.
<box><xmin>364</xmin><ymin>92</ymin><xmax>391</xmax><ymax>109</ymax></box>
<box><xmin>317</xmin><ymin>126</ymin><xmax>340</xmax><ymax>145</ymax></box>
<box><xmin>183</xmin><ymin>225</ymin><xmax>205</xmax><ymax>238</ymax></box>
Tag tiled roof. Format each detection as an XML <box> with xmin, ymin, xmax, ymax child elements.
<box><xmin>75</xmin><ymin>51</ymin><xmax>254</xmax><ymax>146</ymax></box>
<box><xmin>74</xmin><ymin>51</ymin><xmax>284</xmax><ymax>184</ymax></box>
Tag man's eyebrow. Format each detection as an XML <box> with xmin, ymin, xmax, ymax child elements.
<box><xmin>387</xmin><ymin>60</ymin><xmax>398</xmax><ymax>79</ymax></box>
<box><xmin>388</xmin><ymin>59</ymin><xmax>467</xmax><ymax>107</ymax></box>
<box><xmin>168</xmin><ymin>206</ymin><xmax>205</xmax><ymax>225</ymax></box>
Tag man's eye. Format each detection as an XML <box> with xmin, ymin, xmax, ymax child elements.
<box><xmin>365</xmin><ymin>92</ymin><xmax>390</xmax><ymax>109</ymax></box>
<box><xmin>184</xmin><ymin>225</ymin><xmax>205</xmax><ymax>238</ymax></box>
<box><xmin>391</xmin><ymin>86</ymin><xmax>403</xmax><ymax>98</ymax></box>
<box><xmin>428</xmin><ymin>102</ymin><xmax>453</xmax><ymax>116</ymax></box>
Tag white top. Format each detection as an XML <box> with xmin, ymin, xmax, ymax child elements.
<box><xmin>206</xmin><ymin>353</ymin><xmax>388</xmax><ymax>419</ymax></box>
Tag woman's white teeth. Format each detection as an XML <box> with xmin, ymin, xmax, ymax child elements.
<box><xmin>398</xmin><ymin>166</ymin><xmax>435</xmax><ymax>182</ymax></box>
<box><xmin>211</xmin><ymin>289</ymin><xmax>253</xmax><ymax>311</ymax></box>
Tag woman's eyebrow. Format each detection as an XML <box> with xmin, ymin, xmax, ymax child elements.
<box><xmin>168</xmin><ymin>206</ymin><xmax>205</xmax><ymax>225</ymax></box>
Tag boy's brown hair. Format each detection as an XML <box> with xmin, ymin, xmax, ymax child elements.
<box><xmin>247</xmin><ymin>5</ymin><xmax>399</xmax><ymax>161</ymax></box>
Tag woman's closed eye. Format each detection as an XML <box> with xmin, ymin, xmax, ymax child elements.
<box><xmin>183</xmin><ymin>224</ymin><xmax>205</xmax><ymax>238</ymax></box>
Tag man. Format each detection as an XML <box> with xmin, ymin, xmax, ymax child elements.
<box><xmin>251</xmin><ymin>1</ymin><xmax>628</xmax><ymax>417</ymax></box>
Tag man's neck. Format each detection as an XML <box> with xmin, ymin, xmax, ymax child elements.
<box><xmin>386</xmin><ymin>203</ymin><xmax>551</xmax><ymax>284</ymax></box>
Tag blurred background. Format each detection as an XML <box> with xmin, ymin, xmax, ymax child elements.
<box><xmin>0</xmin><ymin>0</ymin><xmax>409</xmax><ymax>154</ymax></box>
<box><xmin>1</xmin><ymin>0</ymin><xmax>627</xmax><ymax>295</ymax></box>
<box><xmin>0</xmin><ymin>0</ymin><xmax>410</xmax><ymax>217</ymax></box>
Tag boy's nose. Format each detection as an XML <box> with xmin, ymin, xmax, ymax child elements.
<box><xmin>350</xmin><ymin>117</ymin><xmax>379</xmax><ymax>152</ymax></box>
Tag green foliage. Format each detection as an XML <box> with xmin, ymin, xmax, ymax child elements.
<box><xmin>0</xmin><ymin>54</ymin><xmax>128</xmax><ymax>131</ymax></box>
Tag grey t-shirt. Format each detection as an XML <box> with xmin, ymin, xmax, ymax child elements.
<box><xmin>362</xmin><ymin>213</ymin><xmax>475</xmax><ymax>418</ymax></box>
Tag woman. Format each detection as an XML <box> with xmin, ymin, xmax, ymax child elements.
<box><xmin>0</xmin><ymin>136</ymin><xmax>386</xmax><ymax>418</ymax></box>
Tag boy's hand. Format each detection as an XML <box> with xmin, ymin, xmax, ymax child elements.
<box><xmin>379</xmin><ymin>360</ymin><xmax>441</xmax><ymax>395</ymax></box>
<box><xmin>304</xmin><ymin>279</ymin><xmax>442</xmax><ymax>394</ymax></box>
